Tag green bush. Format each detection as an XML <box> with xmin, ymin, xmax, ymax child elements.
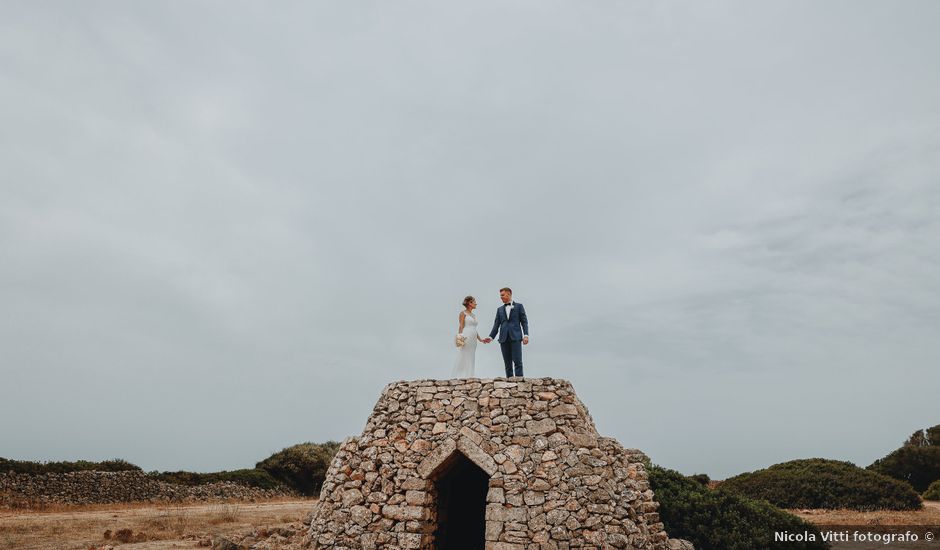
<box><xmin>649</xmin><ymin>465</ymin><xmax>830</xmax><ymax>550</ymax></box>
<box><xmin>0</xmin><ymin>457</ymin><xmax>140</xmax><ymax>475</ymax></box>
<box><xmin>868</xmin><ymin>446</ymin><xmax>940</xmax><ymax>493</ymax></box>
<box><xmin>256</xmin><ymin>441</ymin><xmax>341</xmax><ymax>496</ymax></box>
<box><xmin>149</xmin><ymin>468</ymin><xmax>283</xmax><ymax>490</ymax></box>
<box><xmin>688</xmin><ymin>473</ymin><xmax>711</xmax><ymax>487</ymax></box>
<box><xmin>720</xmin><ymin>458</ymin><xmax>921</xmax><ymax>511</ymax></box>
<box><xmin>923</xmin><ymin>480</ymin><xmax>940</xmax><ymax>501</ymax></box>
<box><xmin>868</xmin><ymin>423</ymin><xmax>940</xmax><ymax>493</ymax></box>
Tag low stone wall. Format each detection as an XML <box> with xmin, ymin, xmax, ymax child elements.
<box><xmin>0</xmin><ymin>470</ymin><xmax>292</xmax><ymax>508</ymax></box>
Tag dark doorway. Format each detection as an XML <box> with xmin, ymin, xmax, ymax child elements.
<box><xmin>433</xmin><ymin>452</ymin><xmax>489</xmax><ymax>550</ymax></box>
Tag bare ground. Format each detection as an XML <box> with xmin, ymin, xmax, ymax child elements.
<box><xmin>790</xmin><ymin>501</ymin><xmax>940</xmax><ymax>526</ymax></box>
<box><xmin>0</xmin><ymin>498</ymin><xmax>315</xmax><ymax>550</ymax></box>
<box><xmin>5</xmin><ymin>498</ymin><xmax>938</xmax><ymax>549</ymax></box>
<box><xmin>790</xmin><ymin>501</ymin><xmax>940</xmax><ymax>550</ymax></box>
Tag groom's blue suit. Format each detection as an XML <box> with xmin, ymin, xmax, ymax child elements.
<box><xmin>489</xmin><ymin>302</ymin><xmax>529</xmax><ymax>377</ymax></box>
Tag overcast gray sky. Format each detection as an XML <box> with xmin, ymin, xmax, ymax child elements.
<box><xmin>2</xmin><ymin>1</ymin><xmax>938</xmax><ymax>479</ymax></box>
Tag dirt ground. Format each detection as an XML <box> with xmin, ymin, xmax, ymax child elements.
<box><xmin>0</xmin><ymin>498</ymin><xmax>315</xmax><ymax>550</ymax></box>
<box><xmin>4</xmin><ymin>498</ymin><xmax>938</xmax><ymax>549</ymax></box>
<box><xmin>790</xmin><ymin>501</ymin><xmax>940</xmax><ymax>550</ymax></box>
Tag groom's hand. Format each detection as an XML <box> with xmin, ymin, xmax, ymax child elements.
<box><xmin>523</xmin><ymin>336</ymin><xmax>529</xmax><ymax>345</ymax></box>
<box><xmin>484</xmin><ymin>337</ymin><xmax>492</xmax><ymax>343</ymax></box>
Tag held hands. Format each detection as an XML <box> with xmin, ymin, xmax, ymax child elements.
<box><xmin>479</xmin><ymin>337</ymin><xmax>525</xmax><ymax>344</ymax></box>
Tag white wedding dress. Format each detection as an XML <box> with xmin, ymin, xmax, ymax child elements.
<box><xmin>452</xmin><ymin>312</ymin><xmax>478</xmax><ymax>378</ymax></box>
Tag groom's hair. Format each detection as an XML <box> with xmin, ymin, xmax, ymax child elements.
<box><xmin>500</xmin><ymin>287</ymin><xmax>512</xmax><ymax>295</ymax></box>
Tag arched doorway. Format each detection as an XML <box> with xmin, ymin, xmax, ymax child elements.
<box><xmin>432</xmin><ymin>451</ymin><xmax>490</xmax><ymax>550</ymax></box>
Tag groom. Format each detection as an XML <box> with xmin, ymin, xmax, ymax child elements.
<box><xmin>484</xmin><ymin>287</ymin><xmax>529</xmax><ymax>377</ymax></box>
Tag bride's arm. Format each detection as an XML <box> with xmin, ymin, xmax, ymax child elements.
<box><xmin>458</xmin><ymin>311</ymin><xmax>466</xmax><ymax>335</ymax></box>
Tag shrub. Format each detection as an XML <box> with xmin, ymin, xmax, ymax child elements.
<box><xmin>149</xmin><ymin>468</ymin><xmax>282</xmax><ymax>490</ymax></box>
<box><xmin>688</xmin><ymin>473</ymin><xmax>710</xmax><ymax>486</ymax></box>
<box><xmin>904</xmin><ymin>425</ymin><xmax>940</xmax><ymax>447</ymax></box>
<box><xmin>648</xmin><ymin>464</ymin><xmax>830</xmax><ymax>550</ymax></box>
<box><xmin>256</xmin><ymin>441</ymin><xmax>340</xmax><ymax>496</ymax></box>
<box><xmin>720</xmin><ymin>458</ymin><xmax>921</xmax><ymax>511</ymax></box>
<box><xmin>0</xmin><ymin>457</ymin><xmax>140</xmax><ymax>475</ymax></box>
<box><xmin>923</xmin><ymin>480</ymin><xmax>940</xmax><ymax>501</ymax></box>
<box><xmin>868</xmin><ymin>446</ymin><xmax>940</xmax><ymax>493</ymax></box>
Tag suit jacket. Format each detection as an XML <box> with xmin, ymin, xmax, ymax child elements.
<box><xmin>489</xmin><ymin>302</ymin><xmax>529</xmax><ymax>343</ymax></box>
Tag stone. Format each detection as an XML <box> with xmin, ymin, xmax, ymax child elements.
<box><xmin>486</xmin><ymin>504</ymin><xmax>527</xmax><ymax>523</ymax></box>
<box><xmin>401</xmin><ymin>478</ymin><xmax>427</xmax><ymax>490</ymax></box>
<box><xmin>526</xmin><ymin>419</ymin><xmax>557</xmax><ymax>435</ymax></box>
<box><xmin>566</xmin><ymin>432</ymin><xmax>597</xmax><ymax>448</ymax></box>
<box><xmin>381</xmin><ymin>505</ymin><xmax>426</xmax><ymax>521</ymax></box>
<box><xmin>524</xmin><ymin>491</ymin><xmax>546</xmax><ymax>505</ymax></box>
<box><xmin>405</xmin><ymin>490</ymin><xmax>427</xmax><ymax>505</ymax></box>
<box><xmin>416</xmin><ymin>438</ymin><xmax>456</xmax><ymax>478</ymax></box>
<box><xmin>399</xmin><ymin>533</ymin><xmax>422</xmax><ymax>549</ymax></box>
<box><xmin>342</xmin><ymin>489</ymin><xmax>364</xmax><ymax>507</ymax></box>
<box><xmin>485</xmin><ymin>520</ymin><xmax>504</xmax><ymax>540</ymax></box>
<box><xmin>531</xmin><ymin>478</ymin><xmax>551</xmax><ymax>491</ymax></box>
<box><xmin>350</xmin><ymin>505</ymin><xmax>371</xmax><ymax>526</ymax></box>
<box><xmin>306</xmin><ymin>378</ymin><xmax>691</xmax><ymax>550</ymax></box>
<box><xmin>410</xmin><ymin>439</ymin><xmax>431</xmax><ymax>452</ymax></box>
<box><xmin>457</xmin><ymin>436</ymin><xmax>498</xmax><ymax>476</ymax></box>
<box><xmin>550</xmin><ymin>404</ymin><xmax>579</xmax><ymax>418</ymax></box>
<box><xmin>211</xmin><ymin>537</ymin><xmax>243</xmax><ymax>550</ymax></box>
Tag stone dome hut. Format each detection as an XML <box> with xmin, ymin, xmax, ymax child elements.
<box><xmin>307</xmin><ymin>378</ymin><xmax>692</xmax><ymax>550</ymax></box>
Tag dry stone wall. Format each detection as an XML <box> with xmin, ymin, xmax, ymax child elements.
<box><xmin>307</xmin><ymin>377</ymin><xmax>693</xmax><ymax>550</ymax></box>
<box><xmin>0</xmin><ymin>471</ymin><xmax>291</xmax><ymax>508</ymax></box>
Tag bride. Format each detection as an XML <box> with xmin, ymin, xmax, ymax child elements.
<box><xmin>453</xmin><ymin>295</ymin><xmax>486</xmax><ymax>378</ymax></box>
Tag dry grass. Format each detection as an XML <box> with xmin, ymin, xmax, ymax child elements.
<box><xmin>206</xmin><ymin>504</ymin><xmax>241</xmax><ymax>525</ymax></box>
<box><xmin>790</xmin><ymin>500</ymin><xmax>940</xmax><ymax>526</ymax></box>
<box><xmin>791</xmin><ymin>503</ymin><xmax>940</xmax><ymax>550</ymax></box>
<box><xmin>140</xmin><ymin>503</ymin><xmax>190</xmax><ymax>535</ymax></box>
<box><xmin>0</xmin><ymin>498</ymin><xmax>315</xmax><ymax>550</ymax></box>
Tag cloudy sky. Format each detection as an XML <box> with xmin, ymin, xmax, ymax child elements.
<box><xmin>1</xmin><ymin>1</ymin><xmax>938</xmax><ymax>479</ymax></box>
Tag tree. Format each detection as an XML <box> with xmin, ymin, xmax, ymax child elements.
<box><xmin>869</xmin><ymin>445</ymin><xmax>940</xmax><ymax>493</ymax></box>
<box><xmin>903</xmin><ymin>424</ymin><xmax>940</xmax><ymax>447</ymax></box>
<box><xmin>256</xmin><ymin>441</ymin><xmax>341</xmax><ymax>496</ymax></box>
<box><xmin>905</xmin><ymin>429</ymin><xmax>928</xmax><ymax>447</ymax></box>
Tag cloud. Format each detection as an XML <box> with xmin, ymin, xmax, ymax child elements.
<box><xmin>1</xmin><ymin>1</ymin><xmax>938</xmax><ymax>478</ymax></box>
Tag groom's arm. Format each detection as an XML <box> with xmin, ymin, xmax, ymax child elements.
<box><xmin>518</xmin><ymin>303</ymin><xmax>529</xmax><ymax>337</ymax></box>
<box><xmin>489</xmin><ymin>311</ymin><xmax>500</xmax><ymax>340</ymax></box>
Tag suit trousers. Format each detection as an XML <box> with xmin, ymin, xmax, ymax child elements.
<box><xmin>500</xmin><ymin>339</ymin><xmax>523</xmax><ymax>377</ymax></box>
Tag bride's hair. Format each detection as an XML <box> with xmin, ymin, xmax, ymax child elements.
<box><xmin>462</xmin><ymin>296</ymin><xmax>475</xmax><ymax>308</ymax></box>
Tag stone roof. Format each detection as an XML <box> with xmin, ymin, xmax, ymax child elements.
<box><xmin>306</xmin><ymin>378</ymin><xmax>692</xmax><ymax>550</ymax></box>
